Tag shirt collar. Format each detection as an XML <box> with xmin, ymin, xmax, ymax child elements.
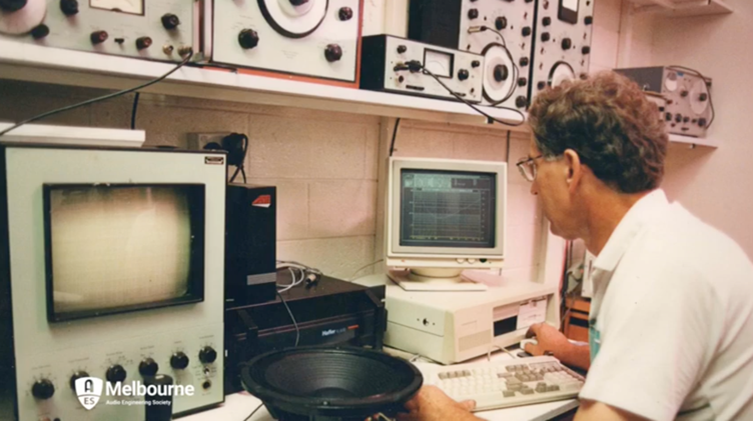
<box><xmin>592</xmin><ymin>189</ymin><xmax>670</xmax><ymax>273</ymax></box>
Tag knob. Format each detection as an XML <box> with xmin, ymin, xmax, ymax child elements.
<box><xmin>468</xmin><ymin>8</ymin><xmax>478</xmax><ymax>19</ymax></box>
<box><xmin>69</xmin><ymin>371</ymin><xmax>90</xmax><ymax>390</ymax></box>
<box><xmin>139</xmin><ymin>358</ymin><xmax>159</xmax><ymax>377</ymax></box>
<box><xmin>537</xmin><ymin>81</ymin><xmax>547</xmax><ymax>90</ymax></box>
<box><xmin>457</xmin><ymin>69</ymin><xmax>470</xmax><ymax>81</ymax></box>
<box><xmin>338</xmin><ymin>6</ymin><xmax>353</xmax><ymax>21</ymax></box>
<box><xmin>31</xmin><ymin>379</ymin><xmax>55</xmax><ymax>400</ymax></box>
<box><xmin>495</xmin><ymin>16</ymin><xmax>507</xmax><ymax>30</ymax></box>
<box><xmin>665</xmin><ymin>112</ymin><xmax>672</xmax><ymax>121</ymax></box>
<box><xmin>561</xmin><ymin>38</ymin><xmax>572</xmax><ymax>50</ymax></box>
<box><xmin>199</xmin><ymin>346</ymin><xmax>218</xmax><ymax>364</ymax></box>
<box><xmin>60</xmin><ymin>0</ymin><xmax>78</xmax><ymax>15</ymax></box>
<box><xmin>289</xmin><ymin>0</ymin><xmax>308</xmax><ymax>5</ymax></box>
<box><xmin>680</xmin><ymin>90</ymin><xmax>689</xmax><ymax>97</ymax></box>
<box><xmin>699</xmin><ymin>93</ymin><xmax>708</xmax><ymax>101</ymax></box>
<box><xmin>493</xmin><ymin>65</ymin><xmax>509</xmax><ymax>82</ymax></box>
<box><xmin>471</xmin><ymin>60</ymin><xmax>480</xmax><ymax>68</ymax></box>
<box><xmin>90</xmin><ymin>30</ymin><xmax>108</xmax><ymax>45</ymax></box>
<box><xmin>675</xmin><ymin>114</ymin><xmax>683</xmax><ymax>123</ymax></box>
<box><xmin>170</xmin><ymin>352</ymin><xmax>189</xmax><ymax>370</ymax></box>
<box><xmin>518</xmin><ymin>77</ymin><xmax>528</xmax><ymax>87</ymax></box>
<box><xmin>161</xmin><ymin>13</ymin><xmax>180</xmax><ymax>30</ymax></box>
<box><xmin>396</xmin><ymin>45</ymin><xmax>407</xmax><ymax>54</ymax></box>
<box><xmin>522</xmin><ymin>26</ymin><xmax>532</xmax><ymax>37</ymax></box>
<box><xmin>542</xmin><ymin>17</ymin><xmax>551</xmax><ymax>26</ymax></box>
<box><xmin>515</xmin><ymin>96</ymin><xmax>528</xmax><ymax>109</ymax></box>
<box><xmin>136</xmin><ymin>36</ymin><xmax>153</xmax><ymax>50</ymax></box>
<box><xmin>324</xmin><ymin>44</ymin><xmax>342</xmax><ymax>62</ymax></box>
<box><xmin>0</xmin><ymin>0</ymin><xmax>26</xmax><ymax>12</ymax></box>
<box><xmin>582</xmin><ymin>46</ymin><xmax>591</xmax><ymax>55</ymax></box>
<box><xmin>106</xmin><ymin>365</ymin><xmax>127</xmax><ymax>384</ymax></box>
<box><xmin>238</xmin><ymin>29</ymin><xmax>259</xmax><ymax>49</ymax></box>
<box><xmin>31</xmin><ymin>24</ymin><xmax>49</xmax><ymax>39</ymax></box>
<box><xmin>541</xmin><ymin>32</ymin><xmax>550</xmax><ymax>42</ymax></box>
<box><xmin>683</xmin><ymin>116</ymin><xmax>690</xmax><ymax>123</ymax></box>
<box><xmin>698</xmin><ymin>118</ymin><xmax>707</xmax><ymax>127</ymax></box>
<box><xmin>584</xmin><ymin>16</ymin><xmax>594</xmax><ymax>25</ymax></box>
<box><xmin>519</xmin><ymin>57</ymin><xmax>529</xmax><ymax>67</ymax></box>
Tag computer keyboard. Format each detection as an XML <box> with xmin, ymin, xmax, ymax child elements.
<box><xmin>416</xmin><ymin>356</ymin><xmax>585</xmax><ymax>411</ymax></box>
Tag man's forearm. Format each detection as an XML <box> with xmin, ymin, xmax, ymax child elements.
<box><xmin>555</xmin><ymin>342</ymin><xmax>590</xmax><ymax>371</ymax></box>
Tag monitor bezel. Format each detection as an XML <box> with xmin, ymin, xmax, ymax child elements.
<box><xmin>388</xmin><ymin>158</ymin><xmax>506</xmax><ymax>258</ymax></box>
<box><xmin>43</xmin><ymin>183</ymin><xmax>207</xmax><ymax>323</ymax></box>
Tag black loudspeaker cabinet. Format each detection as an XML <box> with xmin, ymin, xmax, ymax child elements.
<box><xmin>225</xmin><ymin>183</ymin><xmax>277</xmax><ymax>305</ymax></box>
<box><xmin>408</xmin><ymin>0</ymin><xmax>462</xmax><ymax>49</ymax></box>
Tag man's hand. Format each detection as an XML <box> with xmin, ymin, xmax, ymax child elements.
<box><xmin>524</xmin><ymin>323</ymin><xmax>572</xmax><ymax>356</ymax></box>
<box><xmin>395</xmin><ymin>386</ymin><xmax>480</xmax><ymax>421</ymax></box>
<box><xmin>525</xmin><ymin>323</ymin><xmax>591</xmax><ymax>371</ymax></box>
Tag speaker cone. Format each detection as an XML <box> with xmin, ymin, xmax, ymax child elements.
<box><xmin>241</xmin><ymin>347</ymin><xmax>423</xmax><ymax>420</ymax></box>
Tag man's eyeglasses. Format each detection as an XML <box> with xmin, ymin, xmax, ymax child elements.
<box><xmin>516</xmin><ymin>155</ymin><xmax>544</xmax><ymax>182</ymax></box>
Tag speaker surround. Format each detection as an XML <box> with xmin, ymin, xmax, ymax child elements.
<box><xmin>241</xmin><ymin>347</ymin><xmax>423</xmax><ymax>420</ymax></box>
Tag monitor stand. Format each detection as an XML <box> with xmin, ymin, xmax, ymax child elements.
<box><xmin>388</xmin><ymin>268</ymin><xmax>488</xmax><ymax>292</ymax></box>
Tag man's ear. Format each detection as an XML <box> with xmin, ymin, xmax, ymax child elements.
<box><xmin>563</xmin><ymin>149</ymin><xmax>583</xmax><ymax>193</ymax></box>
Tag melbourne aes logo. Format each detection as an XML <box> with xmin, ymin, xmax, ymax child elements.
<box><xmin>75</xmin><ymin>377</ymin><xmax>103</xmax><ymax>410</ymax></box>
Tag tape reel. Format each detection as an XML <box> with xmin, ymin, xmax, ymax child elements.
<box><xmin>0</xmin><ymin>0</ymin><xmax>46</xmax><ymax>35</ymax></box>
<box><xmin>258</xmin><ymin>0</ymin><xmax>328</xmax><ymax>39</ymax></box>
<box><xmin>482</xmin><ymin>43</ymin><xmax>516</xmax><ymax>105</ymax></box>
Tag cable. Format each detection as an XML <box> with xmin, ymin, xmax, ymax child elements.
<box><xmin>348</xmin><ymin>259</ymin><xmax>384</xmax><ymax>281</ymax></box>
<box><xmin>505</xmin><ymin>131</ymin><xmax>511</xmax><ymax>165</ymax></box>
<box><xmin>277</xmin><ymin>290</ymin><xmax>300</xmax><ymax>348</ymax></box>
<box><xmin>389</xmin><ymin>118</ymin><xmax>401</xmax><ymax>157</ymax></box>
<box><xmin>395</xmin><ymin>61</ymin><xmax>526</xmax><ymax>127</ymax></box>
<box><xmin>468</xmin><ymin>25</ymin><xmax>508</xmax><ymax>47</ymax></box>
<box><xmin>0</xmin><ymin>51</ymin><xmax>195</xmax><ymax>137</ymax></box>
<box><xmin>244</xmin><ymin>402</ymin><xmax>264</xmax><ymax>421</ymax></box>
<box><xmin>666</xmin><ymin>65</ymin><xmax>716</xmax><ymax>129</ymax></box>
<box><xmin>130</xmin><ymin>92</ymin><xmax>140</xmax><ymax>130</ymax></box>
<box><xmin>229</xmin><ymin>133</ymin><xmax>249</xmax><ymax>183</ymax></box>
<box><xmin>487</xmin><ymin>345</ymin><xmax>517</xmax><ymax>361</ymax></box>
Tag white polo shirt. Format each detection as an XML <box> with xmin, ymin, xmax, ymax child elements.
<box><xmin>579</xmin><ymin>189</ymin><xmax>753</xmax><ymax>421</ymax></box>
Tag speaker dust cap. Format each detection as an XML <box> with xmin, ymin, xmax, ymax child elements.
<box><xmin>241</xmin><ymin>347</ymin><xmax>423</xmax><ymax>419</ymax></box>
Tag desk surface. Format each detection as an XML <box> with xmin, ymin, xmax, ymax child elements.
<box><xmin>183</xmin><ymin>349</ymin><xmax>578</xmax><ymax>421</ymax></box>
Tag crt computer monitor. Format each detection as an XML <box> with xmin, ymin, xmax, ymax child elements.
<box><xmin>386</xmin><ymin>157</ymin><xmax>506</xmax><ymax>291</ymax></box>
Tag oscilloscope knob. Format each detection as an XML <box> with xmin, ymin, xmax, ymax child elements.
<box><xmin>517</xmin><ymin>77</ymin><xmax>528</xmax><ymax>87</ymax></box>
<box><xmin>238</xmin><ymin>29</ymin><xmax>260</xmax><ymax>49</ymax></box>
<box><xmin>69</xmin><ymin>371</ymin><xmax>90</xmax><ymax>390</ymax></box>
<box><xmin>519</xmin><ymin>57</ymin><xmax>529</xmax><ymax>67</ymax></box>
<box><xmin>324</xmin><ymin>44</ymin><xmax>343</xmax><ymax>62</ymax></box>
<box><xmin>289</xmin><ymin>0</ymin><xmax>308</xmax><ymax>5</ymax></box>
<box><xmin>139</xmin><ymin>358</ymin><xmax>159</xmax><ymax>377</ymax></box>
<box><xmin>136</xmin><ymin>36</ymin><xmax>153</xmax><ymax>50</ymax></box>
<box><xmin>199</xmin><ymin>346</ymin><xmax>218</xmax><ymax>364</ymax></box>
<box><xmin>468</xmin><ymin>8</ymin><xmax>479</xmax><ymax>19</ymax></box>
<box><xmin>515</xmin><ymin>96</ymin><xmax>528</xmax><ymax>109</ymax></box>
<box><xmin>161</xmin><ymin>13</ymin><xmax>181</xmax><ymax>30</ymax></box>
<box><xmin>30</xmin><ymin>24</ymin><xmax>49</xmax><ymax>39</ymax></box>
<box><xmin>171</xmin><ymin>352</ymin><xmax>190</xmax><ymax>370</ymax></box>
<box><xmin>458</xmin><ymin>69</ymin><xmax>470</xmax><ymax>81</ymax></box>
<box><xmin>522</xmin><ymin>27</ymin><xmax>532</xmax><ymax>37</ymax></box>
<box><xmin>106</xmin><ymin>365</ymin><xmax>127</xmax><ymax>384</ymax></box>
<box><xmin>0</xmin><ymin>0</ymin><xmax>26</xmax><ymax>12</ymax></box>
<box><xmin>90</xmin><ymin>30</ymin><xmax>109</xmax><ymax>45</ymax></box>
<box><xmin>31</xmin><ymin>379</ymin><xmax>55</xmax><ymax>400</ymax></box>
<box><xmin>561</xmin><ymin>38</ymin><xmax>573</xmax><ymax>50</ymax></box>
<box><xmin>495</xmin><ymin>17</ymin><xmax>507</xmax><ymax>30</ymax></box>
<box><xmin>338</xmin><ymin>7</ymin><xmax>353</xmax><ymax>21</ymax></box>
<box><xmin>60</xmin><ymin>0</ymin><xmax>79</xmax><ymax>16</ymax></box>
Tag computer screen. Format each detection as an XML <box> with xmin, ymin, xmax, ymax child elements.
<box><xmin>44</xmin><ymin>184</ymin><xmax>206</xmax><ymax>322</ymax></box>
<box><xmin>388</xmin><ymin>157</ymin><xmax>506</xmax><ymax>264</ymax></box>
<box><xmin>399</xmin><ymin>169</ymin><xmax>496</xmax><ymax>249</ymax></box>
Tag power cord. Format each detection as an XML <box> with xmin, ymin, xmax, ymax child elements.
<box><xmin>389</xmin><ymin>118</ymin><xmax>401</xmax><ymax>157</ymax></box>
<box><xmin>487</xmin><ymin>345</ymin><xmax>517</xmax><ymax>361</ymax></box>
<box><xmin>394</xmin><ymin>61</ymin><xmax>526</xmax><ymax>127</ymax></box>
<box><xmin>277</xmin><ymin>290</ymin><xmax>300</xmax><ymax>348</ymax></box>
<box><xmin>227</xmin><ymin>133</ymin><xmax>249</xmax><ymax>183</ymax></box>
<box><xmin>130</xmin><ymin>92</ymin><xmax>140</xmax><ymax>130</ymax></box>
<box><xmin>666</xmin><ymin>65</ymin><xmax>715</xmax><ymax>129</ymax></box>
<box><xmin>0</xmin><ymin>51</ymin><xmax>195</xmax><ymax>137</ymax></box>
<box><xmin>243</xmin><ymin>401</ymin><xmax>264</xmax><ymax>421</ymax></box>
<box><xmin>348</xmin><ymin>259</ymin><xmax>384</xmax><ymax>281</ymax></box>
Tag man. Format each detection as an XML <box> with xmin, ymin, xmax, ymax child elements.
<box><xmin>397</xmin><ymin>72</ymin><xmax>753</xmax><ymax>421</ymax></box>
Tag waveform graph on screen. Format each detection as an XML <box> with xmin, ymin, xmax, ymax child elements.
<box><xmin>400</xmin><ymin>170</ymin><xmax>496</xmax><ymax>249</ymax></box>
